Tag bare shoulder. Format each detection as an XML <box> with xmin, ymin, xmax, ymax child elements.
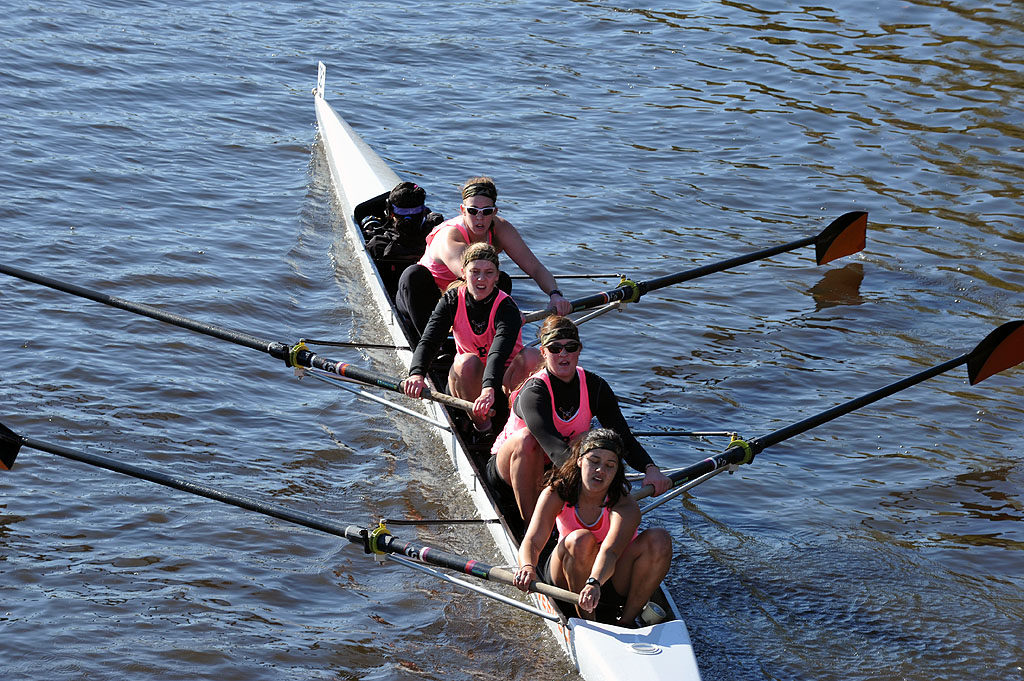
<box><xmin>493</xmin><ymin>216</ymin><xmax>534</xmax><ymax>258</ymax></box>
<box><xmin>610</xmin><ymin>496</ymin><xmax>641</xmax><ymax>523</ymax></box>
<box><xmin>492</xmin><ymin>215</ymin><xmax>521</xmax><ymax>242</ymax></box>
<box><xmin>445</xmin><ymin>221</ymin><xmax>470</xmax><ymax>245</ymax></box>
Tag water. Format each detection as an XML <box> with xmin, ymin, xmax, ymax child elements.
<box><xmin>2</xmin><ymin>1</ymin><xmax>1022</xmax><ymax>679</ymax></box>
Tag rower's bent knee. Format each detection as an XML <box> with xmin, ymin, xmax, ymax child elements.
<box><xmin>564</xmin><ymin>529</ymin><xmax>599</xmax><ymax>556</ymax></box>
<box><xmin>641</xmin><ymin>528</ymin><xmax>673</xmax><ymax>561</ymax></box>
<box><xmin>453</xmin><ymin>353</ymin><xmax>484</xmax><ymax>373</ymax></box>
<box><xmin>507</xmin><ymin>431</ymin><xmax>543</xmax><ymax>463</ymax></box>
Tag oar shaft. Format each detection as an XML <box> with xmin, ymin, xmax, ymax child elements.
<box><xmin>375</xmin><ymin>537</ymin><xmax>578</xmax><ymax>604</ymax></box>
<box><xmin>0</xmin><ymin>263</ymin><xmax>288</xmax><ymax>359</ymax></box>
<box><xmin>294</xmin><ymin>349</ymin><xmax>474</xmax><ymax>413</ymax></box>
<box><xmin>638</xmin><ymin>235</ymin><xmax>816</xmax><ymax>294</ymax></box>
<box><xmin>751</xmin><ymin>353</ymin><xmax>968</xmax><ymax>451</ymax></box>
<box><xmin>632</xmin><ymin>447</ymin><xmax>747</xmax><ymax>501</ymax></box>
<box><xmin>636</xmin><ymin>349</ymin><xmax>983</xmax><ymax>502</ymax></box>
<box><xmin>523</xmin><ymin>235</ymin><xmax>816</xmax><ymax>323</ymax></box>
<box><xmin>8</xmin><ymin>429</ymin><xmax>579</xmax><ymax>605</ymax></box>
<box><xmin>524</xmin><ymin>212</ymin><xmax>867</xmax><ymax>323</ymax></box>
<box><xmin>639</xmin><ymin>328</ymin><xmax>1022</xmax><ymax>513</ymax></box>
<box><xmin>0</xmin><ymin>264</ymin><xmax>474</xmax><ymax>414</ymax></box>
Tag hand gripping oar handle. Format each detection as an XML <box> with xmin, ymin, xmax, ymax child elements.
<box><xmin>631</xmin><ymin>320</ymin><xmax>1024</xmax><ymax>501</ymax></box>
<box><xmin>0</xmin><ymin>264</ymin><xmax>475</xmax><ymax>415</ymax></box>
<box><xmin>0</xmin><ymin>425</ymin><xmax>578</xmax><ymax>605</ymax></box>
<box><xmin>631</xmin><ymin>444</ymin><xmax>753</xmax><ymax>502</ymax></box>
<box><xmin>524</xmin><ymin>211</ymin><xmax>868</xmax><ymax>323</ymax></box>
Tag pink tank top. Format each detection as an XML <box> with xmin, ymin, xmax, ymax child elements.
<box><xmin>490</xmin><ymin>367</ymin><xmax>592</xmax><ymax>458</ymax></box>
<box><xmin>416</xmin><ymin>217</ymin><xmax>493</xmax><ymax>291</ymax></box>
<box><xmin>453</xmin><ymin>287</ymin><xmax>524</xmax><ymax>364</ymax></box>
<box><xmin>555</xmin><ymin>502</ymin><xmax>638</xmax><ymax>544</ymax></box>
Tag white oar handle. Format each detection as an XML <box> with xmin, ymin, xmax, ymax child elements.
<box><xmin>419</xmin><ymin>387</ymin><xmax>476</xmax><ymax>414</ymax></box>
<box><xmin>489</xmin><ymin>567</ymin><xmax>580</xmax><ymax>605</ymax></box>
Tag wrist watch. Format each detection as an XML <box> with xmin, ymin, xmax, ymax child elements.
<box><xmin>585</xmin><ymin>577</ymin><xmax>600</xmax><ymax>588</ymax></box>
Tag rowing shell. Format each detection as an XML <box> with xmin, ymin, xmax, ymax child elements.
<box><xmin>313</xmin><ymin>61</ymin><xmax>702</xmax><ymax>681</ymax></box>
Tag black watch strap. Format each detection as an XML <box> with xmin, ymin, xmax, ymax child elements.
<box><xmin>585</xmin><ymin>577</ymin><xmax>600</xmax><ymax>588</ymax></box>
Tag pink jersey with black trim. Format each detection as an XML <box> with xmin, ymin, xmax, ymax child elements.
<box><xmin>490</xmin><ymin>367</ymin><xmax>592</xmax><ymax>458</ymax></box>
<box><xmin>453</xmin><ymin>287</ymin><xmax>523</xmax><ymax>363</ymax></box>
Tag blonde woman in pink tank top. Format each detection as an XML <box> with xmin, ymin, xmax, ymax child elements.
<box><xmin>395</xmin><ymin>176</ymin><xmax>573</xmax><ymax>342</ymax></box>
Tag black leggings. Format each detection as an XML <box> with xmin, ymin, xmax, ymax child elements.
<box><xmin>395</xmin><ymin>264</ymin><xmax>439</xmax><ymax>345</ymax></box>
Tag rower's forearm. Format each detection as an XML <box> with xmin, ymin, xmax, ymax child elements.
<box><xmin>534</xmin><ymin>270</ymin><xmax>558</xmax><ymax>296</ymax></box>
<box><xmin>590</xmin><ymin>550</ymin><xmax>618</xmax><ymax>584</ymax></box>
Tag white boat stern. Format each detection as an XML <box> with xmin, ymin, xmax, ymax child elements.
<box><xmin>570</xmin><ymin>618</ymin><xmax>702</xmax><ymax>681</ymax></box>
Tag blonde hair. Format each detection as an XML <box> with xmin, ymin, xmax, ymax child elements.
<box><xmin>445</xmin><ymin>242</ymin><xmax>501</xmax><ymax>293</ymax></box>
<box><xmin>462</xmin><ymin>242</ymin><xmax>500</xmax><ymax>270</ymax></box>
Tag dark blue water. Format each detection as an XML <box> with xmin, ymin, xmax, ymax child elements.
<box><xmin>2</xmin><ymin>2</ymin><xmax>1022</xmax><ymax>680</ymax></box>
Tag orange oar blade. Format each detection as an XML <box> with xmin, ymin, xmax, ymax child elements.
<box><xmin>815</xmin><ymin>211</ymin><xmax>868</xmax><ymax>265</ymax></box>
<box><xmin>967</xmin><ymin>320</ymin><xmax>1024</xmax><ymax>385</ymax></box>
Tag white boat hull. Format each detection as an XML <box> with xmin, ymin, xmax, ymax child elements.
<box><xmin>313</xmin><ymin>61</ymin><xmax>701</xmax><ymax>681</ymax></box>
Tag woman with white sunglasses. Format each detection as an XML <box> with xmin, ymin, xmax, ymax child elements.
<box><xmin>396</xmin><ymin>176</ymin><xmax>572</xmax><ymax>342</ymax></box>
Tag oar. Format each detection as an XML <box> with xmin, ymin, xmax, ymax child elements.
<box><xmin>0</xmin><ymin>422</ymin><xmax>577</xmax><ymax>606</ymax></box>
<box><xmin>301</xmin><ymin>338</ymin><xmax>410</xmax><ymax>351</ymax></box>
<box><xmin>0</xmin><ymin>264</ymin><xmax>473</xmax><ymax>414</ymax></box>
<box><xmin>525</xmin><ymin>211</ymin><xmax>868</xmax><ymax>322</ymax></box>
<box><xmin>632</xmin><ymin>320</ymin><xmax>1024</xmax><ymax>500</ymax></box>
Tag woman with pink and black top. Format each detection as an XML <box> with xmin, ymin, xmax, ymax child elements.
<box><xmin>403</xmin><ymin>243</ymin><xmax>540</xmax><ymax>431</ymax></box>
<box><xmin>513</xmin><ymin>428</ymin><xmax>672</xmax><ymax>627</ymax></box>
<box><xmin>487</xmin><ymin>316</ymin><xmax>673</xmax><ymax>524</ymax></box>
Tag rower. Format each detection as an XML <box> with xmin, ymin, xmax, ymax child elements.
<box><xmin>487</xmin><ymin>316</ymin><xmax>673</xmax><ymax>525</ymax></box>
<box><xmin>513</xmin><ymin>428</ymin><xmax>672</xmax><ymax>627</ymax></box>
<box><xmin>402</xmin><ymin>243</ymin><xmax>541</xmax><ymax>433</ymax></box>
<box><xmin>395</xmin><ymin>176</ymin><xmax>573</xmax><ymax>343</ymax></box>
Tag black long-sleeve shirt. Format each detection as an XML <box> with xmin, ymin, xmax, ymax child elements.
<box><xmin>513</xmin><ymin>368</ymin><xmax>654</xmax><ymax>471</ymax></box>
<box><xmin>409</xmin><ymin>287</ymin><xmax>523</xmax><ymax>390</ymax></box>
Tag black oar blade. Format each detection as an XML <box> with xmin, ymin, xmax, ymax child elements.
<box><xmin>967</xmin><ymin>320</ymin><xmax>1024</xmax><ymax>385</ymax></box>
<box><xmin>815</xmin><ymin>211</ymin><xmax>868</xmax><ymax>265</ymax></box>
<box><xmin>0</xmin><ymin>422</ymin><xmax>24</xmax><ymax>471</ymax></box>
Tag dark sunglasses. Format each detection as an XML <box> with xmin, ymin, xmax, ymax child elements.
<box><xmin>463</xmin><ymin>205</ymin><xmax>497</xmax><ymax>216</ymax></box>
<box><xmin>545</xmin><ymin>341</ymin><xmax>581</xmax><ymax>354</ymax></box>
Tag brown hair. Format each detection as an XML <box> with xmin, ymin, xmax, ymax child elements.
<box><xmin>388</xmin><ymin>181</ymin><xmax>426</xmax><ymax>209</ymax></box>
<box><xmin>461</xmin><ymin>176</ymin><xmax>498</xmax><ymax>201</ymax></box>
<box><xmin>538</xmin><ymin>315</ymin><xmax>581</xmax><ymax>348</ymax></box>
<box><xmin>546</xmin><ymin>429</ymin><xmax>630</xmax><ymax>508</ymax></box>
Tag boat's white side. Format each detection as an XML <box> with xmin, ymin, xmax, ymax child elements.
<box><xmin>313</xmin><ymin>61</ymin><xmax>701</xmax><ymax>681</ymax></box>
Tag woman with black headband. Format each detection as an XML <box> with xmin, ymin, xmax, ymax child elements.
<box><xmin>513</xmin><ymin>428</ymin><xmax>672</xmax><ymax>627</ymax></box>
<box><xmin>487</xmin><ymin>316</ymin><xmax>673</xmax><ymax>524</ymax></box>
<box><xmin>395</xmin><ymin>176</ymin><xmax>573</xmax><ymax>343</ymax></box>
<box><xmin>403</xmin><ymin>242</ymin><xmax>540</xmax><ymax>432</ymax></box>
